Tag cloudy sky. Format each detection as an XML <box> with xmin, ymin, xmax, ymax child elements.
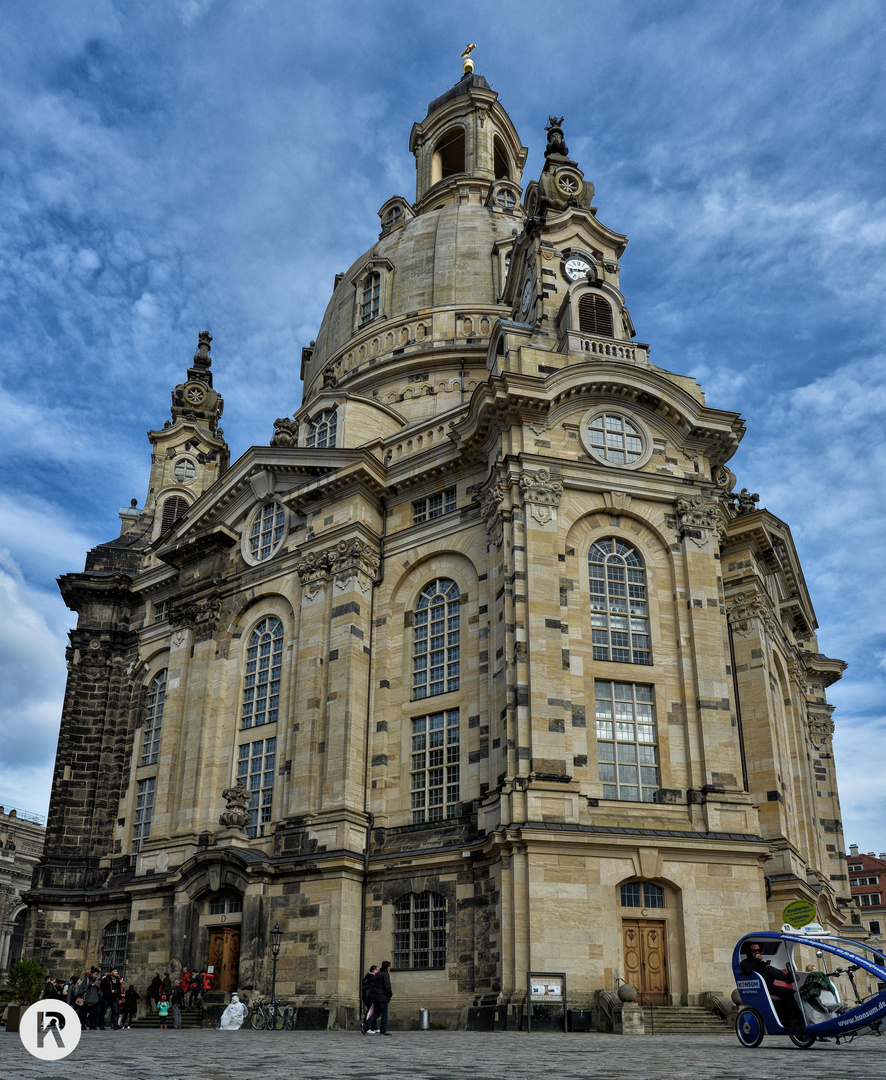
<box><xmin>2</xmin><ymin>1</ymin><xmax>885</xmax><ymax>857</ymax></box>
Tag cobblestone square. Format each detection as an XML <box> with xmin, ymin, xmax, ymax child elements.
<box><xmin>1</xmin><ymin>1029</ymin><xmax>880</xmax><ymax>1080</ymax></box>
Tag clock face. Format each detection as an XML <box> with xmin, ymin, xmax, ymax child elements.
<box><xmin>520</xmin><ymin>277</ymin><xmax>533</xmax><ymax>314</ymax></box>
<box><xmin>564</xmin><ymin>257</ymin><xmax>592</xmax><ymax>282</ymax></box>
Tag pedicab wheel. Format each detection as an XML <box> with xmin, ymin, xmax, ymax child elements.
<box><xmin>788</xmin><ymin>1031</ymin><xmax>816</xmax><ymax>1049</ymax></box>
<box><xmin>250</xmin><ymin>1009</ymin><xmax>266</xmax><ymax>1030</ymax></box>
<box><xmin>736</xmin><ymin>1007</ymin><xmax>765</xmax><ymax>1047</ymax></box>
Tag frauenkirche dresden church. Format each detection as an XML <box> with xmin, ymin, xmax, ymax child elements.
<box><xmin>26</xmin><ymin>51</ymin><xmax>854</xmax><ymax>1028</ymax></box>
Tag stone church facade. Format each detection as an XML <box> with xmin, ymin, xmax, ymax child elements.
<box><xmin>27</xmin><ymin>63</ymin><xmax>853</xmax><ymax>1027</ymax></box>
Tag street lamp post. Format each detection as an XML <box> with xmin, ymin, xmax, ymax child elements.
<box><xmin>269</xmin><ymin>923</ymin><xmax>283</xmax><ymax>1026</ymax></box>
<box><xmin>40</xmin><ymin>940</ymin><xmax>50</xmax><ymax>969</ymax></box>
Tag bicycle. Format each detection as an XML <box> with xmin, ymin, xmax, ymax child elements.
<box><xmin>250</xmin><ymin>999</ymin><xmax>285</xmax><ymax>1030</ymax></box>
<box><xmin>282</xmin><ymin>1003</ymin><xmax>295</xmax><ymax>1030</ymax></box>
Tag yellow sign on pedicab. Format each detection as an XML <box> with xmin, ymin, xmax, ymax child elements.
<box><xmin>782</xmin><ymin>900</ymin><xmax>817</xmax><ymax>928</ymax></box>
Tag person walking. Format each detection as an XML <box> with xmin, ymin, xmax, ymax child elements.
<box><xmin>188</xmin><ymin>970</ymin><xmax>203</xmax><ymax>1008</ymax></box>
<box><xmin>83</xmin><ymin>969</ymin><xmax>101</xmax><ymax>1030</ymax></box>
<box><xmin>367</xmin><ymin>960</ymin><xmax>393</xmax><ymax>1036</ymax></box>
<box><xmin>121</xmin><ymin>984</ymin><xmax>140</xmax><ymax>1028</ymax></box>
<box><xmin>99</xmin><ymin>967</ymin><xmax>123</xmax><ymax>1029</ymax></box>
<box><xmin>361</xmin><ymin>965</ymin><xmax>379</xmax><ymax>1034</ymax></box>
<box><xmin>157</xmin><ymin>994</ymin><xmax>170</xmax><ymax>1030</ymax></box>
<box><xmin>170</xmin><ymin>980</ymin><xmax>186</xmax><ymax>1029</ymax></box>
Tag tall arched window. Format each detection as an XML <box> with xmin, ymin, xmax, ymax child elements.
<box><xmin>588</xmin><ymin>539</ymin><xmax>651</xmax><ymax>665</ymax></box>
<box><xmin>493</xmin><ymin>136</ymin><xmax>511</xmax><ymax>180</ymax></box>
<box><xmin>102</xmin><ymin>919</ymin><xmax>129</xmax><ymax>970</ymax></box>
<box><xmin>432</xmin><ymin>127</ymin><xmax>465</xmax><ymax>181</ymax></box>
<box><xmin>140</xmin><ymin>670</ymin><xmax>167</xmax><ymax>766</ymax></box>
<box><xmin>248</xmin><ymin>501</ymin><xmax>286</xmax><ymax>562</ymax></box>
<box><xmin>579</xmin><ymin>294</ymin><xmax>614</xmax><ymax>337</ymax></box>
<box><xmin>160</xmin><ymin>495</ymin><xmax>189</xmax><ymax>532</ymax></box>
<box><xmin>394</xmin><ymin>892</ymin><xmax>446</xmax><ymax>969</ymax></box>
<box><xmin>360</xmin><ymin>272</ymin><xmax>380</xmax><ymax>324</ymax></box>
<box><xmin>306</xmin><ymin>408</ymin><xmax>337</xmax><ymax>448</ymax></box>
<box><xmin>241</xmin><ymin>618</ymin><xmax>284</xmax><ymax>729</ymax></box>
<box><xmin>412</xmin><ymin>578</ymin><xmax>460</xmax><ymax>699</ymax></box>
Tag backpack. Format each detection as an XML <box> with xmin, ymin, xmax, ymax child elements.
<box><xmin>362</xmin><ymin>971</ymin><xmax>377</xmax><ymax>1004</ymax></box>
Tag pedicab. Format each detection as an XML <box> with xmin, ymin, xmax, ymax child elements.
<box><xmin>732</xmin><ymin>928</ymin><xmax>886</xmax><ymax>1048</ymax></box>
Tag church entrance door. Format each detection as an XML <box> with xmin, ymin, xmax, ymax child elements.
<box><xmin>208</xmin><ymin>927</ymin><xmax>240</xmax><ymax>993</ymax></box>
<box><xmin>622</xmin><ymin>919</ymin><xmax>668</xmax><ymax>1004</ymax></box>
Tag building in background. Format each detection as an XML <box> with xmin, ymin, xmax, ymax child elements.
<box><xmin>1</xmin><ymin>808</ymin><xmax>45</xmax><ymax>977</ymax></box>
<box><xmin>846</xmin><ymin>845</ymin><xmax>886</xmax><ymax>941</ymax></box>
<box><xmin>25</xmin><ymin>57</ymin><xmax>853</xmax><ymax>1026</ymax></box>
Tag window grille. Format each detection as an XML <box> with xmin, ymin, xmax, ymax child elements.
<box><xmin>620</xmin><ymin>882</ymin><xmax>665</xmax><ymax>908</ymax></box>
<box><xmin>360</xmin><ymin>273</ymin><xmax>380</xmax><ymax>324</ymax></box>
<box><xmin>412</xmin><ymin>488</ymin><xmax>457</xmax><ymax>524</ymax></box>
<box><xmin>101</xmin><ymin>919</ymin><xmax>129</xmax><ymax>970</ymax></box>
<box><xmin>237</xmin><ymin>737</ymin><xmax>276</xmax><ymax>838</ymax></box>
<box><xmin>306</xmin><ymin>408</ymin><xmax>338</xmax><ymax>449</ymax></box>
<box><xmin>394</xmin><ymin>892</ymin><xmax>446</xmax><ymax>969</ymax></box>
<box><xmin>140</xmin><ymin>671</ymin><xmax>167</xmax><ymax>766</ymax></box>
<box><xmin>133</xmin><ymin>778</ymin><xmax>155</xmax><ymax>852</ymax></box>
<box><xmin>595</xmin><ymin>680</ymin><xmax>659</xmax><ymax>802</ymax></box>
<box><xmin>248</xmin><ymin>502</ymin><xmax>286</xmax><ymax>561</ymax></box>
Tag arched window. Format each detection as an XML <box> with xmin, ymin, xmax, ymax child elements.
<box><xmin>247</xmin><ymin>501</ymin><xmax>287</xmax><ymax>562</ymax></box>
<box><xmin>595</xmin><ymin>680</ymin><xmax>659</xmax><ymax>802</ymax></box>
<box><xmin>433</xmin><ymin>127</ymin><xmax>466</xmax><ymax>181</ymax></box>
<box><xmin>102</xmin><ymin>919</ymin><xmax>129</xmax><ymax>970</ymax></box>
<box><xmin>493</xmin><ymin>136</ymin><xmax>510</xmax><ymax>180</ymax></box>
<box><xmin>412</xmin><ymin>578</ymin><xmax>460</xmax><ymax>699</ymax></box>
<box><xmin>394</xmin><ymin>892</ymin><xmax>446</xmax><ymax>969</ymax></box>
<box><xmin>8</xmin><ymin>909</ymin><xmax>26</xmax><ymax>967</ymax></box>
<box><xmin>160</xmin><ymin>495</ymin><xmax>189</xmax><ymax>532</ymax></box>
<box><xmin>579</xmin><ymin>293</ymin><xmax>614</xmax><ymax>337</ymax></box>
<box><xmin>588</xmin><ymin>539</ymin><xmax>651</xmax><ymax>665</ymax></box>
<box><xmin>306</xmin><ymin>408</ymin><xmax>338</xmax><ymax>449</ymax></box>
<box><xmin>360</xmin><ymin>272</ymin><xmax>380</xmax><ymax>324</ymax></box>
<box><xmin>140</xmin><ymin>671</ymin><xmax>167</xmax><ymax>766</ymax></box>
<box><xmin>621</xmin><ymin>881</ymin><xmax>665</xmax><ymax>908</ymax></box>
<box><xmin>241</xmin><ymin>618</ymin><xmax>283</xmax><ymax>729</ymax></box>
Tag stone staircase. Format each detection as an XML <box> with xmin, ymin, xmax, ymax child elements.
<box><xmin>130</xmin><ymin>1007</ymin><xmax>204</xmax><ymax>1030</ymax></box>
<box><xmin>640</xmin><ymin>1005</ymin><xmax>733</xmax><ymax>1035</ymax></box>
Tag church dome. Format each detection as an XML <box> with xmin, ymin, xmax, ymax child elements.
<box><xmin>304</xmin><ymin>198</ymin><xmax>521</xmax><ymax>392</ymax></box>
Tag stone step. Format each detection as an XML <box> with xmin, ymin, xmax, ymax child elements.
<box><xmin>130</xmin><ymin>1010</ymin><xmax>204</xmax><ymax>1029</ymax></box>
<box><xmin>638</xmin><ymin>1006</ymin><xmax>731</xmax><ymax>1035</ymax></box>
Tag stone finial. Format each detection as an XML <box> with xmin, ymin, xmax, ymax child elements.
<box><xmin>270</xmin><ymin>417</ymin><xmax>298</xmax><ymax>447</ymax></box>
<box><xmin>193</xmin><ymin>331</ymin><xmax>212</xmax><ymax>369</ymax></box>
<box><xmin>544</xmin><ymin>116</ymin><xmax>568</xmax><ymax>158</ymax></box>
<box><xmin>734</xmin><ymin>488</ymin><xmax>759</xmax><ymax>515</ymax></box>
<box><xmin>219</xmin><ymin>779</ymin><xmax>251</xmax><ymax>831</ymax></box>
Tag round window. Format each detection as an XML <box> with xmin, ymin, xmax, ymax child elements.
<box><xmin>243</xmin><ymin>501</ymin><xmax>287</xmax><ymax>565</ymax></box>
<box><xmin>173</xmin><ymin>457</ymin><xmax>197</xmax><ymax>483</ymax></box>
<box><xmin>580</xmin><ymin>408</ymin><xmax>652</xmax><ymax>470</ymax></box>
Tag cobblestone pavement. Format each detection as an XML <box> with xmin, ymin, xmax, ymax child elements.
<box><xmin>2</xmin><ymin>1028</ymin><xmax>882</xmax><ymax>1080</ymax></box>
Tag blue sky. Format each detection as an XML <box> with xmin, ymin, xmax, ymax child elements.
<box><xmin>2</xmin><ymin>1</ymin><xmax>885</xmax><ymax>857</ymax></box>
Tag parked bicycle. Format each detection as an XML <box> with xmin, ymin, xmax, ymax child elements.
<box><xmin>250</xmin><ymin>998</ymin><xmax>290</xmax><ymax>1030</ymax></box>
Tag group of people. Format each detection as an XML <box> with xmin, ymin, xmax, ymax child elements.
<box><xmin>38</xmin><ymin>966</ymin><xmax>214</xmax><ymax>1031</ymax></box>
<box><xmin>43</xmin><ymin>967</ymin><xmax>139</xmax><ymax>1030</ymax></box>
<box><xmin>360</xmin><ymin>961</ymin><xmax>394</xmax><ymax>1036</ymax></box>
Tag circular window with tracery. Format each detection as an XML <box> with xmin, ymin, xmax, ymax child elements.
<box><xmin>173</xmin><ymin>457</ymin><xmax>197</xmax><ymax>483</ymax></box>
<box><xmin>580</xmin><ymin>408</ymin><xmax>652</xmax><ymax>470</ymax></box>
<box><xmin>494</xmin><ymin>189</ymin><xmax>517</xmax><ymax>209</ymax></box>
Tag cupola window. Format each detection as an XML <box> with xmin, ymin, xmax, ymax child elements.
<box><xmin>160</xmin><ymin>495</ymin><xmax>189</xmax><ymax>532</ymax></box>
<box><xmin>579</xmin><ymin>293</ymin><xmax>614</xmax><ymax>337</ymax></box>
<box><xmin>306</xmin><ymin>407</ymin><xmax>338</xmax><ymax>449</ymax></box>
<box><xmin>360</xmin><ymin>273</ymin><xmax>380</xmax><ymax>324</ymax></box>
<box><xmin>431</xmin><ymin>127</ymin><xmax>466</xmax><ymax>184</ymax></box>
<box><xmin>493</xmin><ymin>136</ymin><xmax>511</xmax><ymax>181</ymax></box>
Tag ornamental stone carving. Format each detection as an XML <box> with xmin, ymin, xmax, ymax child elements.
<box><xmin>519</xmin><ymin>467</ymin><xmax>563</xmax><ymax>525</ymax></box>
<box><xmin>477</xmin><ymin>481</ymin><xmax>507</xmax><ymax>543</ymax></box>
<box><xmin>169</xmin><ymin>595</ymin><xmax>222</xmax><ymax>639</ymax></box>
<box><xmin>675</xmin><ymin>493</ymin><xmax>718</xmax><ymax>538</ymax></box>
<box><xmin>296</xmin><ymin>538</ymin><xmax>380</xmax><ymax>589</ymax></box>
<box><xmin>733</xmin><ymin>488</ymin><xmax>760</xmax><ymax>516</ymax></box>
<box><xmin>218</xmin><ymin>779</ymin><xmax>251</xmax><ymax>831</ymax></box>
<box><xmin>807</xmin><ymin>706</ymin><xmax>836</xmax><ymax>744</ymax></box>
<box><xmin>270</xmin><ymin>417</ymin><xmax>298</xmax><ymax>447</ymax></box>
<box><xmin>726</xmin><ymin>591</ymin><xmax>775</xmax><ymax>637</ymax></box>
<box><xmin>788</xmin><ymin>658</ymin><xmax>809</xmax><ymax>698</ymax></box>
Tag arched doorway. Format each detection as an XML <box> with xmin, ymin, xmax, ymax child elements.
<box><xmin>620</xmin><ymin>881</ymin><xmax>669</xmax><ymax>1005</ymax></box>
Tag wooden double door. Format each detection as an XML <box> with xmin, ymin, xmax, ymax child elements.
<box><xmin>622</xmin><ymin>919</ymin><xmax>668</xmax><ymax>1004</ymax></box>
<box><xmin>208</xmin><ymin>926</ymin><xmax>241</xmax><ymax>993</ymax></box>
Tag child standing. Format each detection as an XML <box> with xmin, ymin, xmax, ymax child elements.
<box><xmin>157</xmin><ymin>994</ymin><xmax>169</xmax><ymax>1029</ymax></box>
